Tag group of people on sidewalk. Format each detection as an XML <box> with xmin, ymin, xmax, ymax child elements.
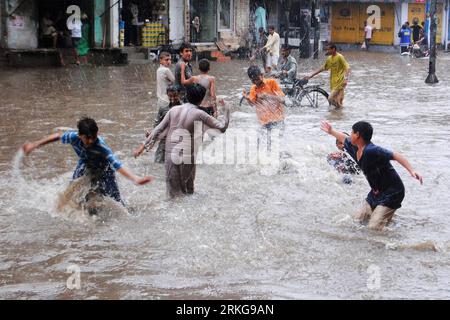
<box><xmin>398</xmin><ymin>19</ymin><xmax>429</xmax><ymax>57</ymax></box>
<box><xmin>22</xmin><ymin>40</ymin><xmax>423</xmax><ymax>231</ymax></box>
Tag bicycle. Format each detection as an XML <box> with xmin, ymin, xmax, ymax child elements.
<box><xmin>281</xmin><ymin>78</ymin><xmax>329</xmax><ymax>108</ymax></box>
<box><xmin>239</xmin><ymin>78</ymin><xmax>329</xmax><ymax>109</ymax></box>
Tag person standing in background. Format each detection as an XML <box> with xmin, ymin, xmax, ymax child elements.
<box><xmin>363</xmin><ymin>21</ymin><xmax>373</xmax><ymax>51</ymax></box>
<box><xmin>263</xmin><ymin>25</ymin><xmax>281</xmax><ymax>74</ymax></box>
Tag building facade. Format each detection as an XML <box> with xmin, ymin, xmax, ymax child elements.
<box><xmin>166</xmin><ymin>0</ymin><xmax>249</xmax><ymax>49</ymax></box>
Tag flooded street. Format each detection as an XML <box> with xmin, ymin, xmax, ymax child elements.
<box><xmin>1</xmin><ymin>51</ymin><xmax>450</xmax><ymax>299</ymax></box>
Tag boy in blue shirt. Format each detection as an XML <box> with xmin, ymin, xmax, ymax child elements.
<box><xmin>321</xmin><ymin>120</ymin><xmax>423</xmax><ymax>231</ymax></box>
<box><xmin>22</xmin><ymin>117</ymin><xmax>153</xmax><ymax>206</ymax></box>
<box><xmin>398</xmin><ymin>23</ymin><xmax>411</xmax><ymax>54</ymax></box>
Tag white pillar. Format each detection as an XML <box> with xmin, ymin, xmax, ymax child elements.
<box><xmin>110</xmin><ymin>0</ymin><xmax>120</xmax><ymax>47</ymax></box>
<box><xmin>401</xmin><ymin>1</ymin><xmax>408</xmax><ymax>26</ymax></box>
<box><xmin>443</xmin><ymin>0</ymin><xmax>449</xmax><ymax>48</ymax></box>
<box><xmin>169</xmin><ymin>0</ymin><xmax>185</xmax><ymax>44</ymax></box>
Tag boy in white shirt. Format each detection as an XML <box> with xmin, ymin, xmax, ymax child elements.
<box><xmin>156</xmin><ymin>52</ymin><xmax>175</xmax><ymax>109</ymax></box>
<box><xmin>263</xmin><ymin>25</ymin><xmax>280</xmax><ymax>73</ymax></box>
<box><xmin>69</xmin><ymin>16</ymin><xmax>82</xmax><ymax>65</ymax></box>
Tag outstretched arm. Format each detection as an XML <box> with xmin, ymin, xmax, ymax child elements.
<box><xmin>210</xmin><ymin>77</ymin><xmax>218</xmax><ymax>116</ymax></box>
<box><xmin>320</xmin><ymin>120</ymin><xmax>348</xmax><ymax>144</ymax></box>
<box><xmin>22</xmin><ymin>132</ymin><xmax>62</xmax><ymax>155</ymax></box>
<box><xmin>117</xmin><ymin>167</ymin><xmax>153</xmax><ymax>185</ymax></box>
<box><xmin>134</xmin><ymin>110</ymin><xmax>171</xmax><ymax>158</ymax></box>
<box><xmin>304</xmin><ymin>66</ymin><xmax>325</xmax><ymax>80</ymax></box>
<box><xmin>202</xmin><ymin>100</ymin><xmax>230</xmax><ymax>133</ymax></box>
<box><xmin>393</xmin><ymin>152</ymin><xmax>423</xmax><ymax>184</ymax></box>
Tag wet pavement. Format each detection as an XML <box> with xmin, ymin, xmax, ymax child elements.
<box><xmin>0</xmin><ymin>51</ymin><xmax>450</xmax><ymax>299</ymax></box>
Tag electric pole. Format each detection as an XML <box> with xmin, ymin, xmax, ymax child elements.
<box><xmin>313</xmin><ymin>0</ymin><xmax>321</xmax><ymax>59</ymax></box>
<box><xmin>425</xmin><ymin>0</ymin><xmax>439</xmax><ymax>84</ymax></box>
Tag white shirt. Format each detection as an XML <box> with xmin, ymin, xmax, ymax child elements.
<box><xmin>264</xmin><ymin>32</ymin><xmax>280</xmax><ymax>56</ymax></box>
<box><xmin>70</xmin><ymin>20</ymin><xmax>82</xmax><ymax>38</ymax></box>
<box><xmin>364</xmin><ymin>25</ymin><xmax>373</xmax><ymax>39</ymax></box>
<box><xmin>156</xmin><ymin>65</ymin><xmax>175</xmax><ymax>103</ymax></box>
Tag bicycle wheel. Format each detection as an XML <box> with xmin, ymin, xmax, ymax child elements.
<box><xmin>294</xmin><ymin>87</ymin><xmax>329</xmax><ymax>108</ymax></box>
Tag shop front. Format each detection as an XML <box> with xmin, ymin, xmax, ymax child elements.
<box><xmin>187</xmin><ymin>0</ymin><xmax>234</xmax><ymax>44</ymax></box>
<box><xmin>2</xmin><ymin>0</ymin><xmax>119</xmax><ymax>50</ymax></box>
<box><xmin>330</xmin><ymin>1</ymin><xmax>396</xmax><ymax>45</ymax></box>
<box><xmin>408</xmin><ymin>1</ymin><xmax>444</xmax><ymax>44</ymax></box>
<box><xmin>121</xmin><ymin>0</ymin><xmax>168</xmax><ymax>46</ymax></box>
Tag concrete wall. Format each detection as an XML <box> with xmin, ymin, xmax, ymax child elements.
<box><xmin>393</xmin><ymin>2</ymin><xmax>403</xmax><ymax>45</ymax></box>
<box><xmin>94</xmin><ymin>0</ymin><xmax>105</xmax><ymax>47</ymax></box>
<box><xmin>234</xmin><ymin>0</ymin><xmax>249</xmax><ymax>41</ymax></box>
<box><xmin>5</xmin><ymin>0</ymin><xmax>38</xmax><ymax>49</ymax></box>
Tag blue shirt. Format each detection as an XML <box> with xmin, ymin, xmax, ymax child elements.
<box><xmin>399</xmin><ymin>27</ymin><xmax>411</xmax><ymax>46</ymax></box>
<box><xmin>61</xmin><ymin>131</ymin><xmax>123</xmax><ymax>172</ymax></box>
<box><xmin>344</xmin><ymin>138</ymin><xmax>405</xmax><ymax>209</ymax></box>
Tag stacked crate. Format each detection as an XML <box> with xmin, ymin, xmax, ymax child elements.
<box><xmin>142</xmin><ymin>21</ymin><xmax>165</xmax><ymax>47</ymax></box>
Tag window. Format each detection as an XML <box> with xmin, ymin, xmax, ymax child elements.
<box><xmin>218</xmin><ymin>0</ymin><xmax>232</xmax><ymax>30</ymax></box>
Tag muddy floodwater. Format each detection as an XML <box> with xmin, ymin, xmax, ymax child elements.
<box><xmin>1</xmin><ymin>51</ymin><xmax>450</xmax><ymax>299</ymax></box>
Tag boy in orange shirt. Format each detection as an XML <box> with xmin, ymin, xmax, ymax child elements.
<box><xmin>242</xmin><ymin>65</ymin><xmax>285</xmax><ymax>152</ymax></box>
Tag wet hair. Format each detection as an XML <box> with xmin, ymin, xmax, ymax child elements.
<box><xmin>352</xmin><ymin>121</ymin><xmax>373</xmax><ymax>143</ymax></box>
<box><xmin>326</xmin><ymin>43</ymin><xmax>337</xmax><ymax>50</ymax></box>
<box><xmin>77</xmin><ymin>117</ymin><xmax>98</xmax><ymax>138</ymax></box>
<box><xmin>198</xmin><ymin>59</ymin><xmax>210</xmax><ymax>73</ymax></box>
<box><xmin>179</xmin><ymin>42</ymin><xmax>192</xmax><ymax>53</ymax></box>
<box><xmin>247</xmin><ymin>65</ymin><xmax>262</xmax><ymax>79</ymax></box>
<box><xmin>268</xmin><ymin>25</ymin><xmax>275</xmax><ymax>31</ymax></box>
<box><xmin>166</xmin><ymin>84</ymin><xmax>182</xmax><ymax>94</ymax></box>
<box><xmin>186</xmin><ymin>84</ymin><xmax>206</xmax><ymax>105</ymax></box>
<box><xmin>159</xmin><ymin>51</ymin><xmax>171</xmax><ymax>60</ymax></box>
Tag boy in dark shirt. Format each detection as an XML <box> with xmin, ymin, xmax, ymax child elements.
<box><xmin>321</xmin><ymin>120</ymin><xmax>423</xmax><ymax>231</ymax></box>
<box><xmin>174</xmin><ymin>42</ymin><xmax>198</xmax><ymax>101</ymax></box>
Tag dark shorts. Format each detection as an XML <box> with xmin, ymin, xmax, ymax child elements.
<box><xmin>73</xmin><ymin>163</ymin><xmax>122</xmax><ymax>204</ymax></box>
<box><xmin>72</xmin><ymin>37</ymin><xmax>81</xmax><ymax>48</ymax></box>
<box><xmin>366</xmin><ymin>187</ymin><xmax>405</xmax><ymax>210</ymax></box>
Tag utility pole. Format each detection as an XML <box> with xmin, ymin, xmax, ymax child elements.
<box><xmin>313</xmin><ymin>0</ymin><xmax>321</xmax><ymax>59</ymax></box>
<box><xmin>282</xmin><ymin>0</ymin><xmax>290</xmax><ymax>46</ymax></box>
<box><xmin>299</xmin><ymin>6</ymin><xmax>311</xmax><ymax>58</ymax></box>
<box><xmin>425</xmin><ymin>0</ymin><xmax>439</xmax><ymax>84</ymax></box>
